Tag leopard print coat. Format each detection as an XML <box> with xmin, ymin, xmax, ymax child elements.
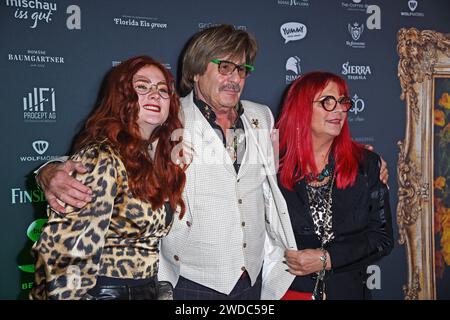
<box><xmin>30</xmin><ymin>142</ymin><xmax>173</xmax><ymax>300</ymax></box>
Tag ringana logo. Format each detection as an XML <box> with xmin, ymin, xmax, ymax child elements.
<box><xmin>285</xmin><ymin>56</ymin><xmax>302</xmax><ymax>84</ymax></box>
<box><xmin>280</xmin><ymin>22</ymin><xmax>307</xmax><ymax>43</ymax></box>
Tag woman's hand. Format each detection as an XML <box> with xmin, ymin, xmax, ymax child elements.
<box><xmin>285</xmin><ymin>249</ymin><xmax>331</xmax><ymax>276</ymax></box>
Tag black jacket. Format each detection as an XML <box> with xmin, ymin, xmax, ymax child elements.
<box><xmin>280</xmin><ymin>150</ymin><xmax>394</xmax><ymax>300</ymax></box>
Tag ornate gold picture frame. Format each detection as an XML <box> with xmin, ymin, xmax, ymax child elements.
<box><xmin>397</xmin><ymin>28</ymin><xmax>450</xmax><ymax>299</ymax></box>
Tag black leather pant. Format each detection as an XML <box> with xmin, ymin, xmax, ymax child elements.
<box><xmin>83</xmin><ymin>276</ymin><xmax>173</xmax><ymax>300</ymax></box>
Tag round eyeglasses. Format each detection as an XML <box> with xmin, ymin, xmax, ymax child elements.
<box><xmin>133</xmin><ymin>80</ymin><xmax>171</xmax><ymax>99</ymax></box>
<box><xmin>313</xmin><ymin>95</ymin><xmax>353</xmax><ymax>112</ymax></box>
<box><xmin>211</xmin><ymin>59</ymin><xmax>255</xmax><ymax>79</ymax></box>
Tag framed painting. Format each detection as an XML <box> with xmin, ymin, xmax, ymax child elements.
<box><xmin>397</xmin><ymin>28</ymin><xmax>450</xmax><ymax>299</ymax></box>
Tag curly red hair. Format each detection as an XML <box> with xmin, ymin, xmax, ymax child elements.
<box><xmin>74</xmin><ymin>55</ymin><xmax>186</xmax><ymax>218</ymax></box>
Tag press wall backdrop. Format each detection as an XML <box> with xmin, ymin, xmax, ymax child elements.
<box><xmin>1</xmin><ymin>0</ymin><xmax>449</xmax><ymax>300</ymax></box>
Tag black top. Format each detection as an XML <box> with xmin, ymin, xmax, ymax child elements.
<box><xmin>280</xmin><ymin>150</ymin><xmax>394</xmax><ymax>300</ymax></box>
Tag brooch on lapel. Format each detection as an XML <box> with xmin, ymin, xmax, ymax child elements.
<box><xmin>251</xmin><ymin>118</ymin><xmax>260</xmax><ymax>128</ymax></box>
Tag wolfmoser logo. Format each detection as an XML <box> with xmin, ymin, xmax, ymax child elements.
<box><xmin>32</xmin><ymin>140</ymin><xmax>48</xmax><ymax>155</ymax></box>
<box><xmin>408</xmin><ymin>0</ymin><xmax>418</xmax><ymax>11</ymax></box>
<box><xmin>280</xmin><ymin>22</ymin><xmax>307</xmax><ymax>44</ymax></box>
<box><xmin>401</xmin><ymin>0</ymin><xmax>424</xmax><ymax>17</ymax></box>
<box><xmin>18</xmin><ymin>218</ymin><xmax>48</xmax><ymax>274</ymax></box>
<box><xmin>19</xmin><ymin>140</ymin><xmax>59</xmax><ymax>162</ymax></box>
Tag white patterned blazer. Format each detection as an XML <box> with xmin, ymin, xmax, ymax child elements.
<box><xmin>158</xmin><ymin>92</ymin><xmax>296</xmax><ymax>298</ymax></box>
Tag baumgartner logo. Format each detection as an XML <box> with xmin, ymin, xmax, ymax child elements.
<box><xmin>19</xmin><ymin>140</ymin><xmax>59</xmax><ymax>162</ymax></box>
<box><xmin>5</xmin><ymin>0</ymin><xmax>57</xmax><ymax>29</ymax></box>
<box><xmin>277</xmin><ymin>0</ymin><xmax>310</xmax><ymax>8</ymax></box>
<box><xmin>8</xmin><ymin>49</ymin><xmax>65</xmax><ymax>68</ymax></box>
<box><xmin>341</xmin><ymin>61</ymin><xmax>372</xmax><ymax>80</ymax></box>
<box><xmin>280</xmin><ymin>22</ymin><xmax>307</xmax><ymax>44</ymax></box>
<box><xmin>348</xmin><ymin>94</ymin><xmax>366</xmax><ymax>123</ymax></box>
<box><xmin>22</xmin><ymin>87</ymin><xmax>56</xmax><ymax>122</ymax></box>
<box><xmin>401</xmin><ymin>0</ymin><xmax>424</xmax><ymax>17</ymax></box>
<box><xmin>285</xmin><ymin>56</ymin><xmax>302</xmax><ymax>84</ymax></box>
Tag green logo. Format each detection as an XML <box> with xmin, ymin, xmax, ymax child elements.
<box><xmin>26</xmin><ymin>218</ymin><xmax>47</xmax><ymax>242</ymax></box>
<box><xmin>18</xmin><ymin>218</ymin><xmax>48</xmax><ymax>273</ymax></box>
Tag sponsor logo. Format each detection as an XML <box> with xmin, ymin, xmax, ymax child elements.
<box><xmin>22</xmin><ymin>87</ymin><xmax>56</xmax><ymax>122</ymax></box>
<box><xmin>341</xmin><ymin>2</ymin><xmax>381</xmax><ymax>30</ymax></box>
<box><xmin>354</xmin><ymin>136</ymin><xmax>375</xmax><ymax>143</ymax></box>
<box><xmin>11</xmin><ymin>188</ymin><xmax>46</xmax><ymax>204</ymax></box>
<box><xmin>7</xmin><ymin>49</ymin><xmax>64</xmax><ymax>68</ymax></box>
<box><xmin>341</xmin><ymin>61</ymin><xmax>372</xmax><ymax>80</ymax></box>
<box><xmin>346</xmin><ymin>22</ymin><xmax>366</xmax><ymax>49</ymax></box>
<box><xmin>113</xmin><ymin>15</ymin><xmax>167</xmax><ymax>29</ymax></box>
<box><xmin>349</xmin><ymin>22</ymin><xmax>364</xmax><ymax>41</ymax></box>
<box><xmin>18</xmin><ymin>218</ymin><xmax>48</xmax><ymax>277</ymax></box>
<box><xmin>408</xmin><ymin>0</ymin><xmax>418</xmax><ymax>11</ymax></box>
<box><xmin>66</xmin><ymin>4</ymin><xmax>81</xmax><ymax>30</ymax></box>
<box><xmin>5</xmin><ymin>0</ymin><xmax>57</xmax><ymax>29</ymax></box>
<box><xmin>277</xmin><ymin>0</ymin><xmax>310</xmax><ymax>7</ymax></box>
<box><xmin>198</xmin><ymin>22</ymin><xmax>246</xmax><ymax>31</ymax></box>
<box><xmin>366</xmin><ymin>265</ymin><xmax>381</xmax><ymax>290</ymax></box>
<box><xmin>4</xmin><ymin>1</ymin><xmax>81</xmax><ymax>30</ymax></box>
<box><xmin>285</xmin><ymin>56</ymin><xmax>302</xmax><ymax>84</ymax></box>
<box><xmin>32</xmin><ymin>140</ymin><xmax>48</xmax><ymax>154</ymax></box>
<box><xmin>348</xmin><ymin>94</ymin><xmax>366</xmax><ymax>122</ymax></box>
<box><xmin>280</xmin><ymin>22</ymin><xmax>307</xmax><ymax>44</ymax></box>
<box><xmin>401</xmin><ymin>0</ymin><xmax>424</xmax><ymax>17</ymax></box>
<box><xmin>112</xmin><ymin>61</ymin><xmax>171</xmax><ymax>70</ymax></box>
<box><xmin>19</xmin><ymin>140</ymin><xmax>60</xmax><ymax>162</ymax></box>
<box><xmin>341</xmin><ymin>0</ymin><xmax>367</xmax><ymax>11</ymax></box>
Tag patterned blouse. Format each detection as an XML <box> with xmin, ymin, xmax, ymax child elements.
<box><xmin>30</xmin><ymin>142</ymin><xmax>173</xmax><ymax>300</ymax></box>
<box><xmin>306</xmin><ymin>177</ymin><xmax>335</xmax><ymax>246</ymax></box>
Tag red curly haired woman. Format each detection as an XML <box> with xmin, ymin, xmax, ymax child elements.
<box><xmin>276</xmin><ymin>71</ymin><xmax>394</xmax><ymax>300</ymax></box>
<box><xmin>30</xmin><ymin>56</ymin><xmax>186</xmax><ymax>300</ymax></box>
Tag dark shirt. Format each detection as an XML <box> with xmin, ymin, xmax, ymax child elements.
<box><xmin>193</xmin><ymin>94</ymin><xmax>246</xmax><ymax>173</ymax></box>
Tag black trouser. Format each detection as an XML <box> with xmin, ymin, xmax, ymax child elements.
<box><xmin>84</xmin><ymin>275</ymin><xmax>172</xmax><ymax>300</ymax></box>
<box><xmin>174</xmin><ymin>270</ymin><xmax>262</xmax><ymax>300</ymax></box>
